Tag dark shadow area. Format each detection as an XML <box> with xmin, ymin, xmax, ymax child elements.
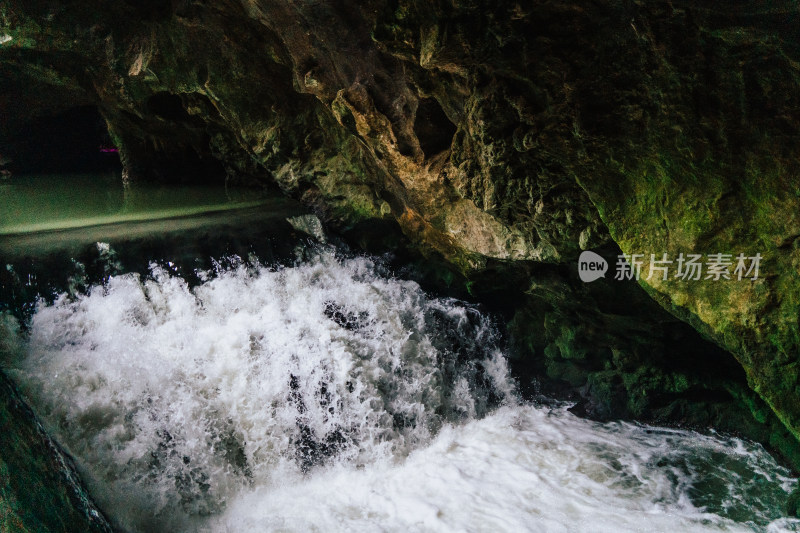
<box><xmin>112</xmin><ymin>92</ymin><xmax>230</xmax><ymax>185</ymax></box>
<box><xmin>124</xmin><ymin>140</ymin><xmax>228</xmax><ymax>186</ymax></box>
<box><xmin>414</xmin><ymin>98</ymin><xmax>456</xmax><ymax>157</ymax></box>
<box><xmin>147</xmin><ymin>92</ymin><xmax>192</xmax><ymax>122</ymax></box>
<box><xmin>121</xmin><ymin>0</ymin><xmax>174</xmax><ymax>21</ymax></box>
<box><xmin>0</xmin><ymin>106</ymin><xmax>121</xmax><ymax>175</ymax></box>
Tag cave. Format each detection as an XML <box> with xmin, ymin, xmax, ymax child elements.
<box><xmin>0</xmin><ymin>105</ymin><xmax>121</xmax><ymax>174</ymax></box>
<box><xmin>1</xmin><ymin>1</ymin><xmax>800</xmax><ymax>530</ymax></box>
<box><xmin>413</xmin><ymin>97</ymin><xmax>456</xmax><ymax>157</ymax></box>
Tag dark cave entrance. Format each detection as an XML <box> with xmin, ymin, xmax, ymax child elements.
<box><xmin>414</xmin><ymin>98</ymin><xmax>456</xmax><ymax>157</ymax></box>
<box><xmin>116</xmin><ymin>91</ymin><xmax>229</xmax><ymax>185</ymax></box>
<box><xmin>0</xmin><ymin>105</ymin><xmax>121</xmax><ymax>175</ymax></box>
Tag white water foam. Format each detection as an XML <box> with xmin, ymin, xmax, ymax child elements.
<box><xmin>3</xmin><ymin>248</ymin><xmax>798</xmax><ymax>532</ymax></box>
<box><xmin>210</xmin><ymin>405</ymin><xmax>799</xmax><ymax>533</ymax></box>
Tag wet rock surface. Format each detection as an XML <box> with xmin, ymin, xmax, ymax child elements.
<box><xmin>0</xmin><ymin>370</ymin><xmax>112</xmax><ymax>532</ymax></box>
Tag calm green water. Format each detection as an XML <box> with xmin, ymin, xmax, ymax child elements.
<box><xmin>0</xmin><ymin>173</ymin><xmax>269</xmax><ymax>235</ymax></box>
<box><xmin>0</xmin><ymin>173</ymin><xmax>309</xmax><ymax>262</ymax></box>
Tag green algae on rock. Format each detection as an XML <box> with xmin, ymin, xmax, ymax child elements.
<box><xmin>0</xmin><ymin>364</ymin><xmax>111</xmax><ymax>532</ymax></box>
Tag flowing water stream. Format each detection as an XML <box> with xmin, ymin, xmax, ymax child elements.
<box><xmin>0</xmin><ymin>174</ymin><xmax>798</xmax><ymax>532</ymax></box>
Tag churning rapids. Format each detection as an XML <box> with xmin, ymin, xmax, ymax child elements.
<box><xmin>2</xmin><ymin>246</ymin><xmax>798</xmax><ymax>532</ymax></box>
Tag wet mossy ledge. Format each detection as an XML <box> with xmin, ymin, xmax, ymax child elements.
<box><xmin>1</xmin><ymin>0</ymin><xmax>800</xmax><ymax>516</ymax></box>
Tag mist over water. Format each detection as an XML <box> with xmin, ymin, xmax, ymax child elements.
<box><xmin>2</xmin><ymin>246</ymin><xmax>798</xmax><ymax>532</ymax></box>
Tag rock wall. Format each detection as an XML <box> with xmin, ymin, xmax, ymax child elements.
<box><xmin>1</xmin><ymin>0</ymin><xmax>799</xmax><ymax>469</ymax></box>
<box><xmin>0</xmin><ymin>369</ymin><xmax>111</xmax><ymax>532</ymax></box>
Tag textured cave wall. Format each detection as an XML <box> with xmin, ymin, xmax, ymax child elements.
<box><xmin>0</xmin><ymin>369</ymin><xmax>112</xmax><ymax>532</ymax></box>
<box><xmin>1</xmin><ymin>0</ymin><xmax>799</xmax><ymax>469</ymax></box>
<box><xmin>568</xmin><ymin>6</ymin><xmax>800</xmax><ymax>456</ymax></box>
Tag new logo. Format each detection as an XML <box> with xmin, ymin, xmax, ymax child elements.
<box><xmin>578</xmin><ymin>251</ymin><xmax>608</xmax><ymax>282</ymax></box>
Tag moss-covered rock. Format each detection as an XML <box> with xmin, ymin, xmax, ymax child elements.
<box><xmin>0</xmin><ymin>370</ymin><xmax>111</xmax><ymax>532</ymax></box>
<box><xmin>568</xmin><ymin>9</ymin><xmax>800</xmax><ymax>445</ymax></box>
